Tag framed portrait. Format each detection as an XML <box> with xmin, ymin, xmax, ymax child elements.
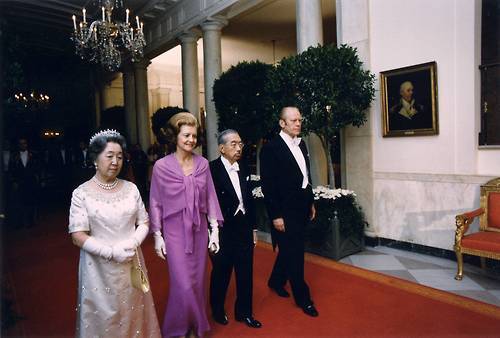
<box><xmin>380</xmin><ymin>61</ymin><xmax>439</xmax><ymax>137</ymax></box>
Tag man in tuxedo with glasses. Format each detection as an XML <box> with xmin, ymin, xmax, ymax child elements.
<box><xmin>209</xmin><ymin>129</ymin><xmax>262</xmax><ymax>329</ymax></box>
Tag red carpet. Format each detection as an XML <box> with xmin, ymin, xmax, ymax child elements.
<box><xmin>3</xmin><ymin>208</ymin><xmax>500</xmax><ymax>337</ymax></box>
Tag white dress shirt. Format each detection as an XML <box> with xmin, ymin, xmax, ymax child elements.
<box><xmin>20</xmin><ymin>150</ymin><xmax>28</xmax><ymax>167</ymax></box>
<box><xmin>221</xmin><ymin>156</ymin><xmax>246</xmax><ymax>215</ymax></box>
<box><xmin>3</xmin><ymin>151</ymin><xmax>10</xmax><ymax>171</ymax></box>
<box><xmin>279</xmin><ymin>130</ymin><xmax>309</xmax><ymax>189</ymax></box>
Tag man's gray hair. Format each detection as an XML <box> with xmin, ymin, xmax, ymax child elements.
<box><xmin>217</xmin><ymin>129</ymin><xmax>239</xmax><ymax>145</ymax></box>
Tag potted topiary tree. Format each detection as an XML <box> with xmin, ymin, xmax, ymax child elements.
<box><xmin>267</xmin><ymin>44</ymin><xmax>375</xmax><ymax>259</ymax></box>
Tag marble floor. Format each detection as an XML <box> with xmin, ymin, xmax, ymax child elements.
<box><xmin>339</xmin><ymin>246</ymin><xmax>500</xmax><ymax>307</ymax></box>
<box><xmin>257</xmin><ymin>232</ymin><xmax>500</xmax><ymax>307</ymax></box>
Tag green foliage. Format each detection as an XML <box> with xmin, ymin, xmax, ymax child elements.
<box><xmin>213</xmin><ymin>61</ymin><xmax>275</xmax><ymax>144</ymax></box>
<box><xmin>268</xmin><ymin>44</ymin><xmax>375</xmax><ymax>138</ymax></box>
<box><xmin>308</xmin><ymin>194</ymin><xmax>367</xmax><ymax>243</ymax></box>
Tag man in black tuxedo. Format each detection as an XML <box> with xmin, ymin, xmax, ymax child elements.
<box><xmin>9</xmin><ymin>138</ymin><xmax>41</xmax><ymax>228</ymax></box>
<box><xmin>71</xmin><ymin>140</ymin><xmax>93</xmax><ymax>188</ymax></box>
<box><xmin>260</xmin><ymin>106</ymin><xmax>318</xmax><ymax>317</ymax></box>
<box><xmin>209</xmin><ymin>129</ymin><xmax>262</xmax><ymax>329</ymax></box>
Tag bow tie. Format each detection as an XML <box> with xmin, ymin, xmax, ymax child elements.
<box><xmin>228</xmin><ymin>162</ymin><xmax>240</xmax><ymax>172</ymax></box>
<box><xmin>292</xmin><ymin>137</ymin><xmax>301</xmax><ymax>147</ymax></box>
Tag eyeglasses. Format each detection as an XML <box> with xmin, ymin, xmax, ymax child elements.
<box><xmin>228</xmin><ymin>141</ymin><xmax>244</xmax><ymax>149</ymax></box>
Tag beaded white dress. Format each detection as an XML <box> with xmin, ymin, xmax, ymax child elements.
<box><xmin>68</xmin><ymin>180</ymin><xmax>161</xmax><ymax>338</ymax></box>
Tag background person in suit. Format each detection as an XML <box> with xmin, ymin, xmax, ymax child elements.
<box><xmin>209</xmin><ymin>129</ymin><xmax>262</xmax><ymax>329</ymax></box>
<box><xmin>72</xmin><ymin>140</ymin><xmax>93</xmax><ymax>187</ymax></box>
<box><xmin>9</xmin><ymin>137</ymin><xmax>41</xmax><ymax>228</ymax></box>
<box><xmin>260</xmin><ymin>106</ymin><xmax>318</xmax><ymax>317</ymax></box>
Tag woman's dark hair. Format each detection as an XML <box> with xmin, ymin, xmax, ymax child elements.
<box><xmin>88</xmin><ymin>132</ymin><xmax>127</xmax><ymax>163</ymax></box>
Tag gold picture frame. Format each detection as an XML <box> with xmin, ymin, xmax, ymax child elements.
<box><xmin>381</xmin><ymin>62</ymin><xmax>439</xmax><ymax>137</ymax></box>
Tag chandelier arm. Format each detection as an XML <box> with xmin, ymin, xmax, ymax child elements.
<box><xmin>83</xmin><ymin>21</ymin><xmax>100</xmax><ymax>44</ymax></box>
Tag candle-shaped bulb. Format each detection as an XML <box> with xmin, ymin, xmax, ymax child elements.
<box><xmin>140</xmin><ymin>22</ymin><xmax>144</xmax><ymax>33</ymax></box>
<box><xmin>130</xmin><ymin>27</ymin><xmax>134</xmax><ymax>40</ymax></box>
<box><xmin>136</xmin><ymin>16</ymin><xmax>140</xmax><ymax>29</ymax></box>
<box><xmin>82</xmin><ymin>8</ymin><xmax>86</xmax><ymax>23</ymax></box>
<box><xmin>102</xmin><ymin>6</ymin><xmax>105</xmax><ymax>21</ymax></box>
<box><xmin>126</xmin><ymin>9</ymin><xmax>130</xmax><ymax>24</ymax></box>
<box><xmin>72</xmin><ymin>15</ymin><xmax>77</xmax><ymax>31</ymax></box>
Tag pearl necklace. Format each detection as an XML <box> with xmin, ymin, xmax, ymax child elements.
<box><xmin>93</xmin><ymin>176</ymin><xmax>119</xmax><ymax>190</ymax></box>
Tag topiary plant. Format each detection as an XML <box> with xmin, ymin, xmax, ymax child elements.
<box><xmin>213</xmin><ymin>60</ymin><xmax>275</xmax><ymax>147</ymax></box>
<box><xmin>268</xmin><ymin>44</ymin><xmax>375</xmax><ymax>186</ymax></box>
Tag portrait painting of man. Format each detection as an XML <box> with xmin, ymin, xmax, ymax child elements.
<box><xmin>381</xmin><ymin>62</ymin><xmax>439</xmax><ymax>137</ymax></box>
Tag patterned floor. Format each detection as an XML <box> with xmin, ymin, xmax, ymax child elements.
<box><xmin>339</xmin><ymin>246</ymin><xmax>500</xmax><ymax>307</ymax></box>
<box><xmin>257</xmin><ymin>232</ymin><xmax>500</xmax><ymax>307</ymax></box>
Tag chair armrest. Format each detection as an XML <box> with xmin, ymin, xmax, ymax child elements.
<box><xmin>454</xmin><ymin>208</ymin><xmax>484</xmax><ymax>249</ymax></box>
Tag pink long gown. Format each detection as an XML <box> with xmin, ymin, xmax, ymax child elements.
<box><xmin>149</xmin><ymin>154</ymin><xmax>223</xmax><ymax>338</ymax></box>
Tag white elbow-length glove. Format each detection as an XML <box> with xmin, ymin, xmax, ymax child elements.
<box><xmin>82</xmin><ymin>237</ymin><xmax>113</xmax><ymax>260</ymax></box>
<box><xmin>82</xmin><ymin>237</ymin><xmax>134</xmax><ymax>263</ymax></box>
<box><xmin>131</xmin><ymin>224</ymin><xmax>149</xmax><ymax>248</ymax></box>
<box><xmin>153</xmin><ymin>231</ymin><xmax>167</xmax><ymax>260</ymax></box>
<box><xmin>208</xmin><ymin>218</ymin><xmax>220</xmax><ymax>254</ymax></box>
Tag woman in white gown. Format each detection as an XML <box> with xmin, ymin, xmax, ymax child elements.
<box><xmin>68</xmin><ymin>130</ymin><xmax>161</xmax><ymax>338</ymax></box>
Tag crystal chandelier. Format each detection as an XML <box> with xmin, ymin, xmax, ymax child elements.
<box><xmin>70</xmin><ymin>0</ymin><xmax>146</xmax><ymax>72</ymax></box>
<box><xmin>13</xmin><ymin>92</ymin><xmax>50</xmax><ymax>110</ymax></box>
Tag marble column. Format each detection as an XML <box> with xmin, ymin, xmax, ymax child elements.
<box><xmin>201</xmin><ymin>17</ymin><xmax>227</xmax><ymax>160</ymax></box>
<box><xmin>296</xmin><ymin>0</ymin><xmax>324</xmax><ymax>52</ymax></box>
<box><xmin>336</xmin><ymin>0</ymin><xmax>374</xmax><ymax>235</ymax></box>
<box><xmin>179</xmin><ymin>30</ymin><xmax>201</xmax><ymax>120</ymax></box>
<box><xmin>296</xmin><ymin>0</ymin><xmax>328</xmax><ymax>187</ymax></box>
<box><xmin>134</xmin><ymin>60</ymin><xmax>152</xmax><ymax>153</ymax></box>
<box><xmin>122</xmin><ymin>64</ymin><xmax>137</xmax><ymax>145</ymax></box>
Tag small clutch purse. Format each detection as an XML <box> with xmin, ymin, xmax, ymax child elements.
<box><xmin>131</xmin><ymin>249</ymin><xmax>150</xmax><ymax>293</ymax></box>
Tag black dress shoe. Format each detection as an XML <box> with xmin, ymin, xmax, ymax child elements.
<box><xmin>302</xmin><ymin>304</ymin><xmax>319</xmax><ymax>317</ymax></box>
<box><xmin>268</xmin><ymin>284</ymin><xmax>290</xmax><ymax>298</ymax></box>
<box><xmin>212</xmin><ymin>313</ymin><xmax>229</xmax><ymax>325</ymax></box>
<box><xmin>236</xmin><ymin>316</ymin><xmax>262</xmax><ymax>328</ymax></box>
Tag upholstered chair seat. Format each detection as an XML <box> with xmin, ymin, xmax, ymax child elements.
<box><xmin>454</xmin><ymin>178</ymin><xmax>500</xmax><ymax>280</ymax></box>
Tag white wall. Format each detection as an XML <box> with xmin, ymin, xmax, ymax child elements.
<box><xmin>367</xmin><ymin>0</ymin><xmax>497</xmax><ymax>250</ymax></box>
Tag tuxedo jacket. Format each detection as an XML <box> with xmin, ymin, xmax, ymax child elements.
<box><xmin>259</xmin><ymin>135</ymin><xmax>313</xmax><ymax>225</ymax></box>
<box><xmin>209</xmin><ymin>157</ymin><xmax>256</xmax><ymax>235</ymax></box>
<box><xmin>9</xmin><ymin>151</ymin><xmax>40</xmax><ymax>185</ymax></box>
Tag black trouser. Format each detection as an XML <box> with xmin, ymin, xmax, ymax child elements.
<box><xmin>209</xmin><ymin>212</ymin><xmax>254</xmax><ymax>318</ymax></box>
<box><xmin>268</xmin><ymin>190</ymin><xmax>312</xmax><ymax>308</ymax></box>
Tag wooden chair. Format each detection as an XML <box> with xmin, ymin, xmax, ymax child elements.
<box><xmin>454</xmin><ymin>177</ymin><xmax>500</xmax><ymax>280</ymax></box>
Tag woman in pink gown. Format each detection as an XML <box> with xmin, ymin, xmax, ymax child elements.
<box><xmin>149</xmin><ymin>112</ymin><xmax>223</xmax><ymax>338</ymax></box>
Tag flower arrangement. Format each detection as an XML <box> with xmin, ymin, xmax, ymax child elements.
<box><xmin>313</xmin><ymin>186</ymin><xmax>356</xmax><ymax>200</ymax></box>
<box><xmin>309</xmin><ymin>185</ymin><xmax>367</xmax><ymax>240</ymax></box>
<box><xmin>250</xmin><ymin>175</ymin><xmax>264</xmax><ymax>199</ymax></box>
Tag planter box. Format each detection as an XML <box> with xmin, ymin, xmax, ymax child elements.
<box><xmin>255</xmin><ymin>199</ymin><xmax>364</xmax><ymax>260</ymax></box>
<box><xmin>305</xmin><ymin>216</ymin><xmax>364</xmax><ymax>261</ymax></box>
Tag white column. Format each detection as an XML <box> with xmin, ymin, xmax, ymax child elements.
<box><xmin>134</xmin><ymin>60</ymin><xmax>152</xmax><ymax>152</ymax></box>
<box><xmin>296</xmin><ymin>0</ymin><xmax>327</xmax><ymax>187</ymax></box>
<box><xmin>201</xmin><ymin>17</ymin><xmax>227</xmax><ymax>160</ymax></box>
<box><xmin>179</xmin><ymin>30</ymin><xmax>201</xmax><ymax>120</ymax></box>
<box><xmin>296</xmin><ymin>0</ymin><xmax>324</xmax><ymax>53</ymax></box>
<box><xmin>336</xmin><ymin>0</ymin><xmax>374</xmax><ymax>235</ymax></box>
<box><xmin>123</xmin><ymin>64</ymin><xmax>137</xmax><ymax>144</ymax></box>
